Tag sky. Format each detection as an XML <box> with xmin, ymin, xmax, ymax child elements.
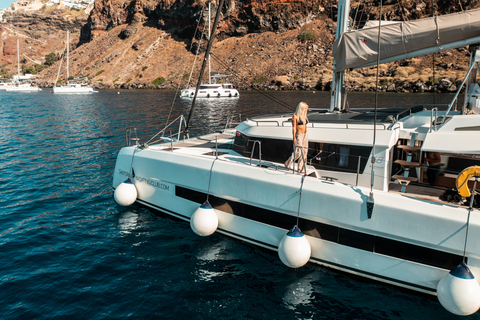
<box><xmin>0</xmin><ymin>0</ymin><xmax>12</xmax><ymax>9</ymax></box>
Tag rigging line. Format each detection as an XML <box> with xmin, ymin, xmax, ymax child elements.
<box><xmin>209</xmin><ymin>53</ymin><xmax>295</xmax><ymax>111</ymax></box>
<box><xmin>398</xmin><ymin>0</ymin><xmax>408</xmax><ymax>22</ymax></box>
<box><xmin>353</xmin><ymin>0</ymin><xmax>361</xmax><ymax>29</ymax></box>
<box><xmin>432</xmin><ymin>0</ymin><xmax>437</xmax><ymax>105</ymax></box>
<box><xmin>296</xmin><ymin>175</ymin><xmax>306</xmax><ymax>226</ymax></box>
<box><xmin>185</xmin><ymin>0</ymin><xmax>226</xmax><ymax>134</ymax></box>
<box><xmin>371</xmin><ymin>0</ymin><xmax>383</xmax><ymax>193</ymax></box>
<box><xmin>54</xmin><ymin>40</ymin><xmax>68</xmax><ymax>85</ymax></box>
<box><xmin>164</xmin><ymin>3</ymin><xmax>207</xmax><ymax>129</ymax></box>
<box><xmin>185</xmin><ymin>3</ymin><xmax>207</xmax><ymax>88</ymax></box>
<box><xmin>206</xmin><ymin>158</ymin><xmax>218</xmax><ymax>202</ymax></box>
<box><xmin>462</xmin><ymin>178</ymin><xmax>478</xmax><ymax>262</ymax></box>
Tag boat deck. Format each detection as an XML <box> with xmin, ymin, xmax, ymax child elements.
<box><xmin>389</xmin><ymin>182</ymin><xmax>448</xmax><ymax>202</ymax></box>
<box><xmin>154</xmin><ymin>132</ymin><xmax>475</xmax><ymax>209</ymax></box>
<box><xmin>159</xmin><ymin>133</ymin><xmax>234</xmax><ymax>150</ymax></box>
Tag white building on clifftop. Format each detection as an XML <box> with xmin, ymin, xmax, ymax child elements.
<box><xmin>8</xmin><ymin>0</ymin><xmax>94</xmax><ymax>11</ymax></box>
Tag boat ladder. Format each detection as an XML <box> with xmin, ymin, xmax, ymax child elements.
<box><xmin>393</xmin><ymin>133</ymin><xmax>421</xmax><ymax>192</ymax></box>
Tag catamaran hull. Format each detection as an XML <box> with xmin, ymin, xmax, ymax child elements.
<box><xmin>52</xmin><ymin>86</ymin><xmax>96</xmax><ymax>93</ymax></box>
<box><xmin>180</xmin><ymin>88</ymin><xmax>239</xmax><ymax>98</ymax></box>
<box><xmin>4</xmin><ymin>86</ymin><xmax>41</xmax><ymax>92</ymax></box>
<box><xmin>113</xmin><ymin>142</ymin><xmax>480</xmax><ymax>295</ymax></box>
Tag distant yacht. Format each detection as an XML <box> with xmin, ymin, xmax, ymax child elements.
<box><xmin>180</xmin><ymin>2</ymin><xmax>239</xmax><ymax>99</ymax></box>
<box><xmin>4</xmin><ymin>39</ymin><xmax>41</xmax><ymax>92</ymax></box>
<box><xmin>53</xmin><ymin>31</ymin><xmax>96</xmax><ymax>94</ymax></box>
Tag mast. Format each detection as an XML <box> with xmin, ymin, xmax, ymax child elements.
<box><xmin>208</xmin><ymin>1</ymin><xmax>211</xmax><ymax>84</ymax></box>
<box><xmin>66</xmin><ymin>30</ymin><xmax>69</xmax><ymax>84</ymax></box>
<box><xmin>330</xmin><ymin>0</ymin><xmax>351</xmax><ymax>112</ymax></box>
<box><xmin>17</xmin><ymin>39</ymin><xmax>20</xmax><ymax>76</ymax></box>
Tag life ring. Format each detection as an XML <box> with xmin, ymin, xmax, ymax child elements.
<box><xmin>456</xmin><ymin>165</ymin><xmax>480</xmax><ymax>197</ymax></box>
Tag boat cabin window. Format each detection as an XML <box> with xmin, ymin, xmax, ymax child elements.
<box><xmin>233</xmin><ymin>132</ymin><xmax>372</xmax><ymax>174</ymax></box>
<box><xmin>311</xmin><ymin>143</ymin><xmax>371</xmax><ymax>174</ymax></box>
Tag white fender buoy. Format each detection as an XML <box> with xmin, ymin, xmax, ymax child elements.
<box><xmin>278</xmin><ymin>225</ymin><xmax>311</xmax><ymax>268</ymax></box>
<box><xmin>114</xmin><ymin>178</ymin><xmax>137</xmax><ymax>206</ymax></box>
<box><xmin>437</xmin><ymin>262</ymin><xmax>480</xmax><ymax>316</ymax></box>
<box><xmin>190</xmin><ymin>200</ymin><xmax>218</xmax><ymax>236</ymax></box>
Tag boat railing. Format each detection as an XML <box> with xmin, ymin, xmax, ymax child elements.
<box><xmin>247</xmin><ymin>118</ymin><xmax>287</xmax><ymax>126</ymax></box>
<box><xmin>430</xmin><ymin>108</ymin><xmax>438</xmax><ymax>132</ymax></box>
<box><xmin>145</xmin><ymin>115</ymin><xmax>188</xmax><ymax>146</ymax></box>
<box><xmin>125</xmin><ymin>127</ymin><xmax>140</xmax><ymax>146</ymax></box>
<box><xmin>249</xmin><ymin>140</ymin><xmax>262</xmax><ymax>166</ymax></box>
<box><xmin>225</xmin><ymin>113</ymin><xmax>242</xmax><ymax>130</ymax></box>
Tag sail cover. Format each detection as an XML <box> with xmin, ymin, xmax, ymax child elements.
<box><xmin>333</xmin><ymin>8</ymin><xmax>480</xmax><ymax>72</ymax></box>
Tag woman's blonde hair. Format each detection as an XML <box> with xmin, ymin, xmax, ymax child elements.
<box><xmin>294</xmin><ymin>102</ymin><xmax>308</xmax><ymax>124</ymax></box>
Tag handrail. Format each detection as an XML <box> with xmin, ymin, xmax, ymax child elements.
<box><xmin>249</xmin><ymin>140</ymin><xmax>262</xmax><ymax>166</ymax></box>
<box><xmin>125</xmin><ymin>127</ymin><xmax>139</xmax><ymax>146</ymax></box>
<box><xmin>429</xmin><ymin>108</ymin><xmax>438</xmax><ymax>133</ymax></box>
<box><xmin>225</xmin><ymin>113</ymin><xmax>242</xmax><ymax>130</ymax></box>
<box><xmin>146</xmin><ymin>115</ymin><xmax>187</xmax><ymax>145</ymax></box>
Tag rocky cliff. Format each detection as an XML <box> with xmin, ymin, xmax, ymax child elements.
<box><xmin>2</xmin><ymin>0</ymin><xmax>480</xmax><ymax>92</ymax></box>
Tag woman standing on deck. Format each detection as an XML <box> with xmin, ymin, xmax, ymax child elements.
<box><xmin>285</xmin><ymin>102</ymin><xmax>309</xmax><ymax>173</ymax></box>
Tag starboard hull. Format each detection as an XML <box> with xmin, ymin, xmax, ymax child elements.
<box><xmin>113</xmin><ymin>137</ymin><xmax>480</xmax><ymax>295</ymax></box>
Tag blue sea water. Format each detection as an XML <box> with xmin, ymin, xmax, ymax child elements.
<box><xmin>0</xmin><ymin>89</ymin><xmax>476</xmax><ymax>319</ymax></box>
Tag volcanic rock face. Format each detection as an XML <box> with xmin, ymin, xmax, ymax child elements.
<box><xmin>0</xmin><ymin>10</ymin><xmax>87</xmax><ymax>66</ymax></box>
<box><xmin>80</xmin><ymin>0</ymin><xmax>329</xmax><ymax>44</ymax></box>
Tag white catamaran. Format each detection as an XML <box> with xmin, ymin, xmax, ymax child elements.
<box><xmin>180</xmin><ymin>2</ymin><xmax>239</xmax><ymax>99</ymax></box>
<box><xmin>53</xmin><ymin>31</ymin><xmax>96</xmax><ymax>94</ymax></box>
<box><xmin>113</xmin><ymin>0</ymin><xmax>480</xmax><ymax>315</ymax></box>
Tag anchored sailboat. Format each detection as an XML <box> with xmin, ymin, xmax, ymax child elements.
<box><xmin>53</xmin><ymin>31</ymin><xmax>96</xmax><ymax>94</ymax></box>
<box><xmin>113</xmin><ymin>0</ymin><xmax>480</xmax><ymax>315</ymax></box>
<box><xmin>180</xmin><ymin>1</ymin><xmax>239</xmax><ymax>99</ymax></box>
<box><xmin>5</xmin><ymin>39</ymin><xmax>41</xmax><ymax>92</ymax></box>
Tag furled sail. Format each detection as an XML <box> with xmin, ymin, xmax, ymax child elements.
<box><xmin>332</xmin><ymin>8</ymin><xmax>480</xmax><ymax>72</ymax></box>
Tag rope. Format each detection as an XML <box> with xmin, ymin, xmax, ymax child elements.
<box><xmin>54</xmin><ymin>41</ymin><xmax>68</xmax><ymax>86</ymax></box>
<box><xmin>206</xmin><ymin>158</ymin><xmax>218</xmax><ymax>201</ymax></box>
<box><xmin>462</xmin><ymin>178</ymin><xmax>478</xmax><ymax>262</ymax></box>
<box><xmin>210</xmin><ymin>53</ymin><xmax>295</xmax><ymax>111</ymax></box>
<box><xmin>371</xmin><ymin>0</ymin><xmax>383</xmax><ymax>193</ymax></box>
